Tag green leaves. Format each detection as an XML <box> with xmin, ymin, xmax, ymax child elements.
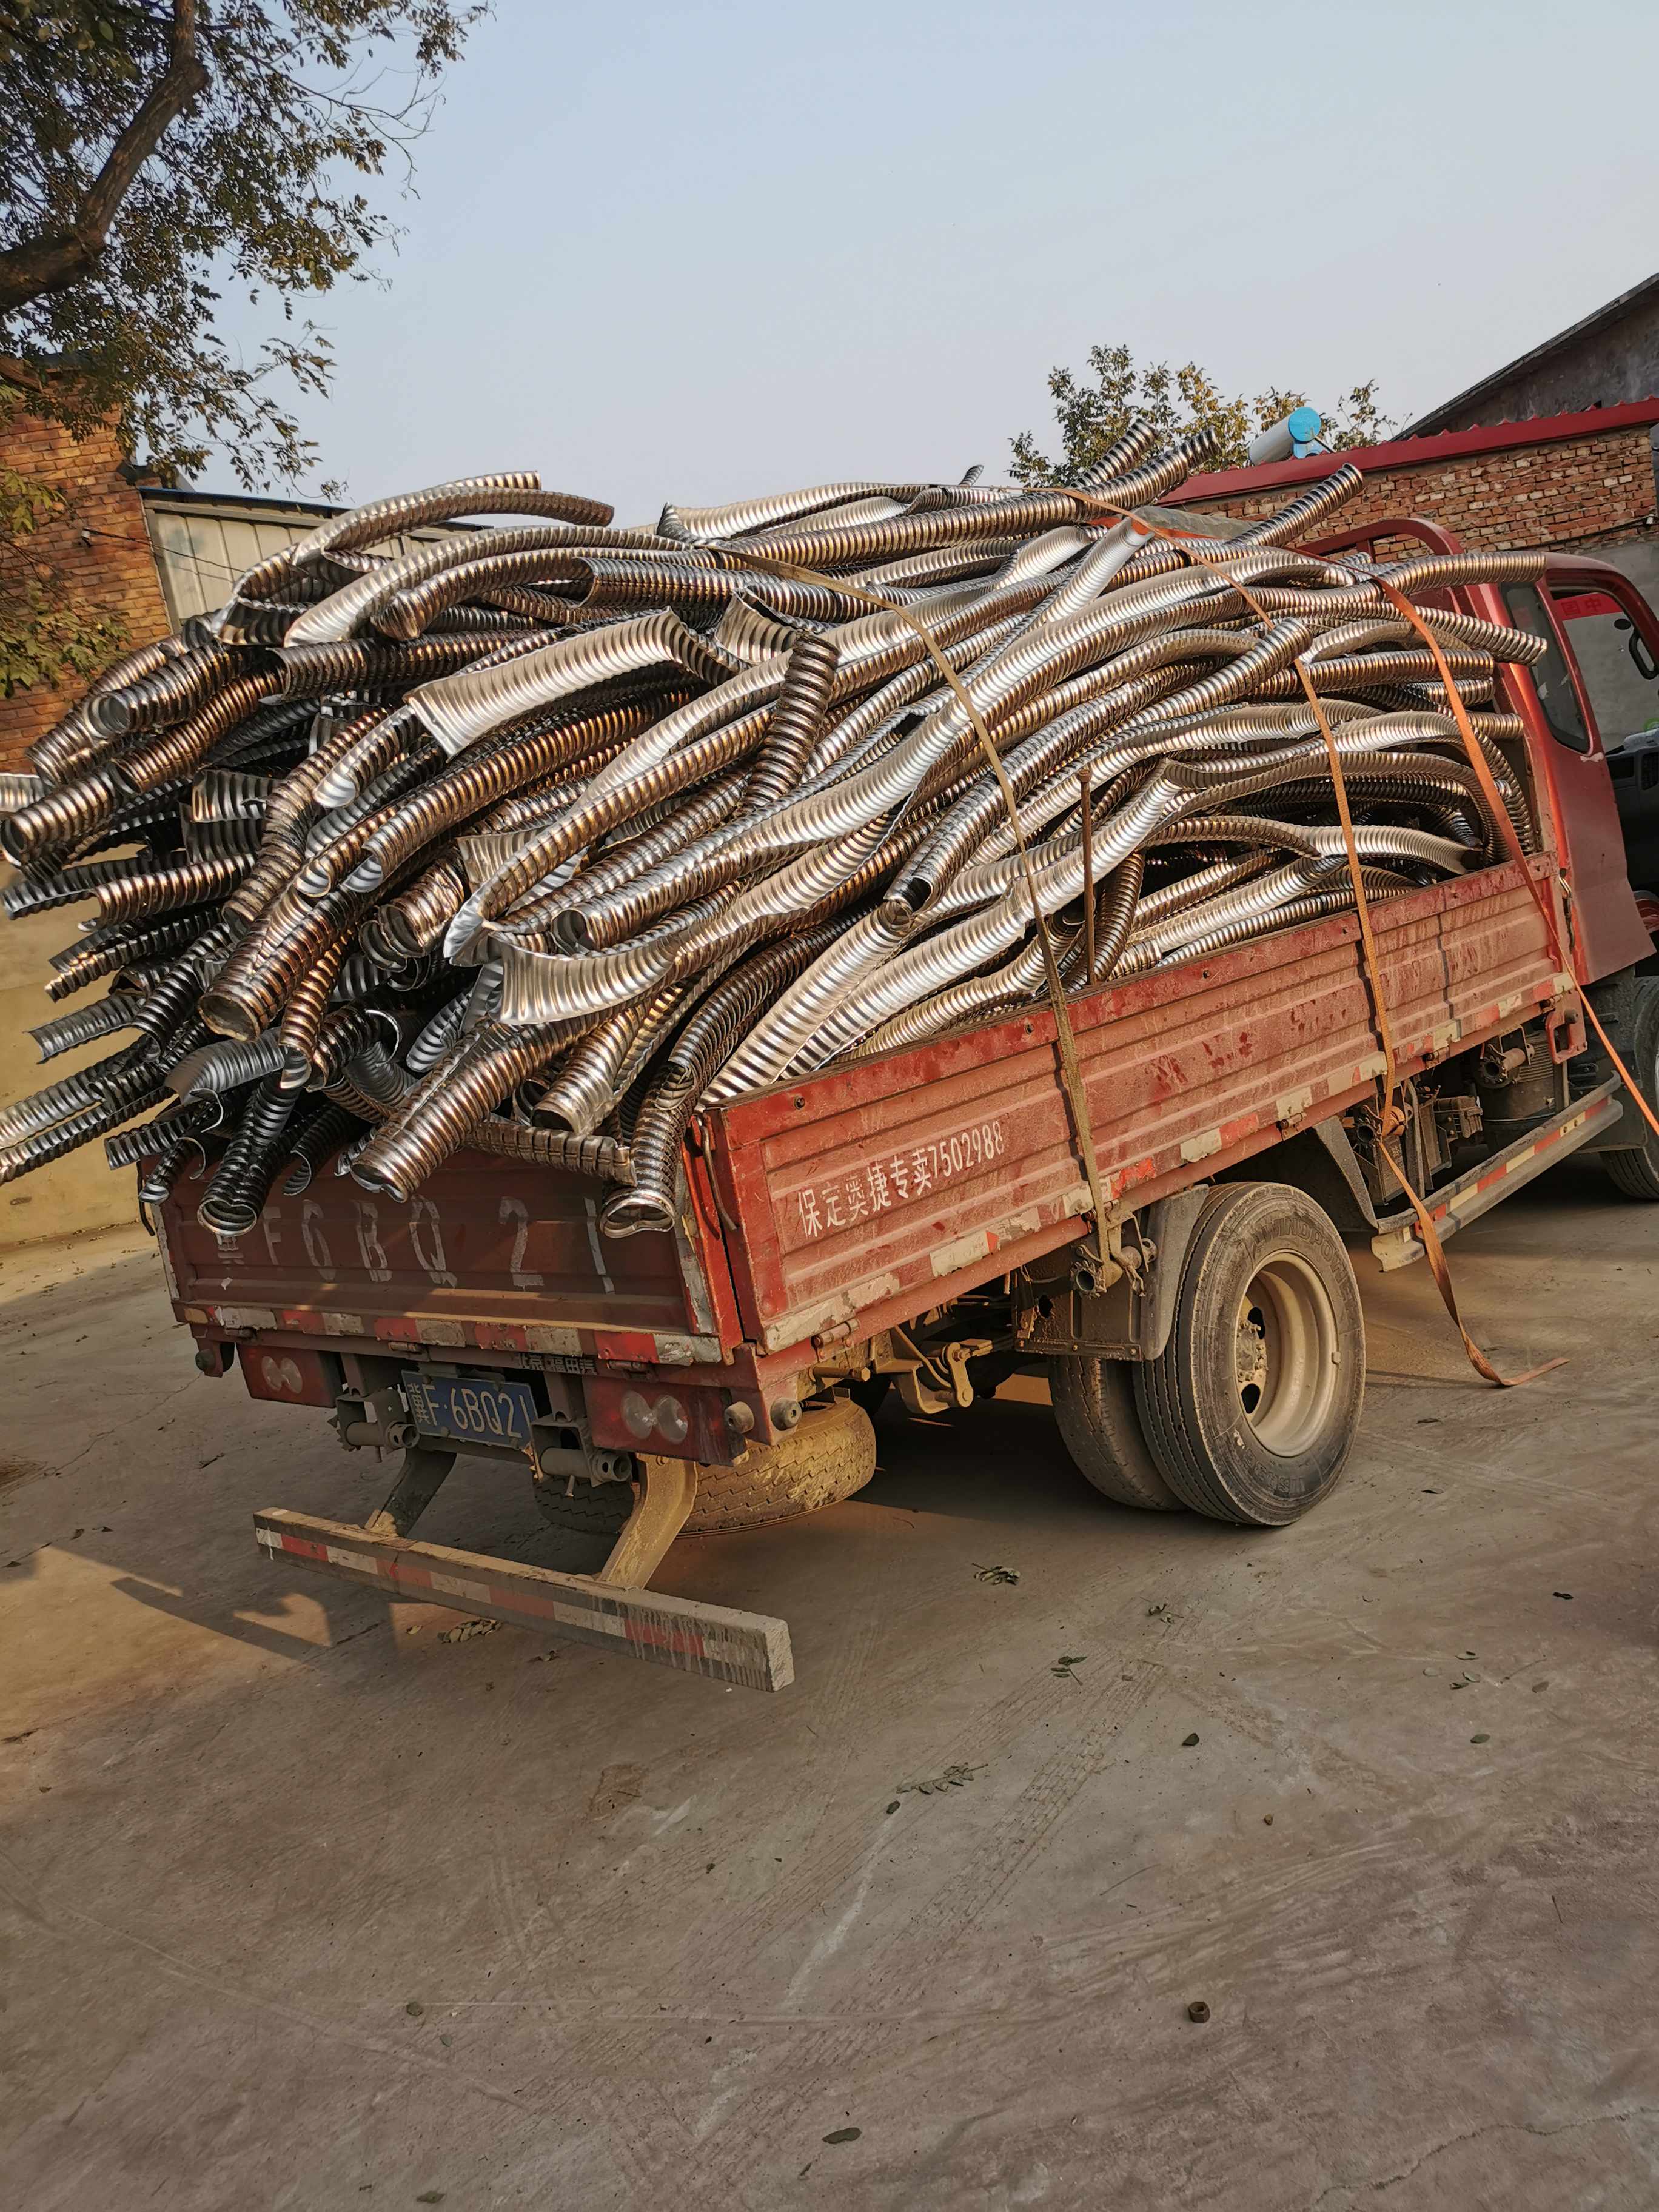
<box><xmin>0</xmin><ymin>2</ymin><xmax>482</xmax><ymax>691</ymax></box>
<box><xmin>0</xmin><ymin>460</ymin><xmax>61</xmax><ymax>540</ymax></box>
<box><xmin>0</xmin><ymin>572</ymin><xmax>125</xmax><ymax>698</ymax></box>
<box><xmin>0</xmin><ymin>2</ymin><xmax>485</xmax><ymax>492</ymax></box>
<box><xmin>1011</xmin><ymin>344</ymin><xmax>1398</xmax><ymax>485</ymax></box>
<box><xmin>0</xmin><ymin>429</ymin><xmax>124</xmax><ymax>699</ymax></box>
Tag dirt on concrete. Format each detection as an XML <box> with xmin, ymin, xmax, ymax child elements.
<box><xmin>1</xmin><ymin>1162</ymin><xmax>1657</xmax><ymax>2210</ymax></box>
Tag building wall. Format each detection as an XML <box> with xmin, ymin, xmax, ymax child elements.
<box><xmin>142</xmin><ymin>496</ymin><xmax>463</xmax><ymax>626</ymax></box>
<box><xmin>144</xmin><ymin>495</ymin><xmax>338</xmax><ymax>626</ymax></box>
<box><xmin>1423</xmin><ymin>298</ymin><xmax>1659</xmax><ymax>434</ymax></box>
<box><xmin>0</xmin><ymin>411</ymin><xmax>172</xmax><ymax>774</ymax></box>
<box><xmin>0</xmin><ymin>415</ymin><xmax>173</xmax><ymax>1242</ymax></box>
<box><xmin>0</xmin><ymin>906</ymin><xmax>152</xmax><ymax>1250</ymax></box>
<box><xmin>1178</xmin><ymin>420</ymin><xmax>1658</xmax><ymax>556</ymax></box>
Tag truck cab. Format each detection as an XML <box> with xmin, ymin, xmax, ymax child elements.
<box><xmin>1307</xmin><ymin>517</ymin><xmax>1657</xmax><ymax>980</ymax></box>
<box><xmin>1530</xmin><ymin>555</ymin><xmax>1659</xmax><ymax>945</ymax></box>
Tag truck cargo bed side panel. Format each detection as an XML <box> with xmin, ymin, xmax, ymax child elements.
<box><xmin>708</xmin><ymin>859</ymin><xmax>1568</xmax><ymax>1355</ymax></box>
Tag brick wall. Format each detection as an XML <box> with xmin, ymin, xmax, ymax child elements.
<box><xmin>1</xmin><ymin>409</ymin><xmax>171</xmax><ymax>773</ymax></box>
<box><xmin>1175</xmin><ymin>418</ymin><xmax>1659</xmax><ymax>560</ymax></box>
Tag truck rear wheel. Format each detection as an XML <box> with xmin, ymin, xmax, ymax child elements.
<box><xmin>1133</xmin><ymin>1184</ymin><xmax>1364</xmax><ymax>1527</ymax></box>
<box><xmin>1050</xmin><ymin>1356</ymin><xmax>1184</xmax><ymax>1511</ymax></box>
<box><xmin>529</xmin><ymin>1398</ymin><xmax>877</xmax><ymax>1569</ymax></box>
<box><xmin>1603</xmin><ymin>977</ymin><xmax>1659</xmax><ymax>1201</ymax></box>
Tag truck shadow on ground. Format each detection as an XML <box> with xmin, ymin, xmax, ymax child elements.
<box><xmin>2</xmin><ymin>1369</ymin><xmax>1227</xmax><ymax>1708</ymax></box>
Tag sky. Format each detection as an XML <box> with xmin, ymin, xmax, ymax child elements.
<box><xmin>213</xmin><ymin>0</ymin><xmax>1659</xmax><ymax>523</ymax></box>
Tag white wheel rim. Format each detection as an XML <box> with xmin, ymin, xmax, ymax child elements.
<box><xmin>1234</xmin><ymin>1250</ymin><xmax>1341</xmax><ymax>1457</ymax></box>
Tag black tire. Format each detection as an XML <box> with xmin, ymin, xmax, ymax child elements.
<box><xmin>1603</xmin><ymin>977</ymin><xmax>1659</xmax><ymax>1201</ymax></box>
<box><xmin>530</xmin><ymin>1398</ymin><xmax>877</xmax><ymax>1569</ymax></box>
<box><xmin>1050</xmin><ymin>1356</ymin><xmax>1184</xmax><ymax>1511</ymax></box>
<box><xmin>526</xmin><ymin>1474</ymin><xmax>637</xmax><ymax>1572</ymax></box>
<box><xmin>1133</xmin><ymin>1183</ymin><xmax>1364</xmax><ymax>1527</ymax></box>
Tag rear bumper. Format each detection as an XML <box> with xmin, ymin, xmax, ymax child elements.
<box><xmin>256</xmin><ymin>1508</ymin><xmax>793</xmax><ymax>1691</ymax></box>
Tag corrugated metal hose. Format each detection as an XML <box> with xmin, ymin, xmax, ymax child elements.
<box><xmin>0</xmin><ymin>444</ymin><xmax>1550</xmax><ymax>1233</ymax></box>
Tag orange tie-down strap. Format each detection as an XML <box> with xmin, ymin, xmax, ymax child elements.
<box><xmin>1053</xmin><ymin>497</ymin><xmax>1587</xmax><ymax>1387</ymax></box>
<box><xmin>711</xmin><ymin>507</ymin><xmax>1655</xmax><ymax>1389</ymax></box>
<box><xmin>699</xmin><ymin>546</ymin><xmax>1117</xmax><ymax>1245</ymax></box>
<box><xmin>1280</xmin><ymin>600</ymin><xmax>1564</xmax><ymax>1386</ymax></box>
<box><xmin>1371</xmin><ymin>574</ymin><xmax>1659</xmax><ymax>1148</ymax></box>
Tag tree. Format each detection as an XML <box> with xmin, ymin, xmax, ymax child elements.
<box><xmin>1010</xmin><ymin>343</ymin><xmax>1396</xmax><ymax>486</ymax></box>
<box><xmin>0</xmin><ymin>441</ymin><xmax>125</xmax><ymax>699</ymax></box>
<box><xmin>0</xmin><ymin>0</ymin><xmax>484</xmax><ymax>700</ymax></box>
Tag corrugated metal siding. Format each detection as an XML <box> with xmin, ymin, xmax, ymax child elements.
<box><xmin>142</xmin><ymin>500</ymin><xmax>468</xmax><ymax>624</ymax></box>
<box><xmin>144</xmin><ymin>504</ymin><xmax>317</xmax><ymax>623</ymax></box>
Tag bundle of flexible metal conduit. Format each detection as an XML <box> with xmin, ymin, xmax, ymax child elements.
<box><xmin>0</xmin><ymin>435</ymin><xmax>1552</xmax><ymax>1237</ymax></box>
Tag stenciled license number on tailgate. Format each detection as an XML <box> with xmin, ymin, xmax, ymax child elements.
<box><xmin>793</xmin><ymin>1116</ymin><xmax>1006</xmax><ymax>1241</ymax></box>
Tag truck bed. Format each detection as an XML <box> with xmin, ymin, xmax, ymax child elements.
<box><xmin>160</xmin><ymin>854</ymin><xmax>1572</xmax><ymax>1377</ymax></box>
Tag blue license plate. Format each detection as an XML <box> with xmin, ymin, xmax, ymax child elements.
<box><xmin>403</xmin><ymin>1370</ymin><xmax>538</xmax><ymax>1449</ymax></box>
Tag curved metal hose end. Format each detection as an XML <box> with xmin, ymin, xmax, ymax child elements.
<box><xmin>599</xmin><ymin>1185</ymin><xmax>679</xmax><ymax>1238</ymax></box>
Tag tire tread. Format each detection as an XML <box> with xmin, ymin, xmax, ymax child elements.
<box><xmin>1603</xmin><ymin>978</ymin><xmax>1659</xmax><ymax>1201</ymax></box>
<box><xmin>1051</xmin><ymin>1356</ymin><xmax>1182</xmax><ymax>1511</ymax></box>
<box><xmin>1133</xmin><ymin>1182</ymin><xmax>1364</xmax><ymax>1527</ymax></box>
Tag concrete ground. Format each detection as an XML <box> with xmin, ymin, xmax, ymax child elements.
<box><xmin>1</xmin><ymin>1161</ymin><xmax>1657</xmax><ymax>2211</ymax></box>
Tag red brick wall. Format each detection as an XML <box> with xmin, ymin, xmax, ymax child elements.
<box><xmin>1</xmin><ymin>409</ymin><xmax>171</xmax><ymax>773</ymax></box>
<box><xmin>1181</xmin><ymin>423</ymin><xmax>1657</xmax><ymax>555</ymax></box>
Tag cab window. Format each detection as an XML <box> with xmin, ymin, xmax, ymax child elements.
<box><xmin>1502</xmin><ymin>583</ymin><xmax>1590</xmax><ymax>752</ymax></box>
<box><xmin>1549</xmin><ymin>584</ymin><xmax>1659</xmax><ymax>751</ymax></box>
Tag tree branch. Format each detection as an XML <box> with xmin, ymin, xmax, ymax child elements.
<box><xmin>0</xmin><ymin>0</ymin><xmax>208</xmax><ymax>318</ymax></box>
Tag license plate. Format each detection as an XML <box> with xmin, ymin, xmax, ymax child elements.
<box><xmin>403</xmin><ymin>1370</ymin><xmax>538</xmax><ymax>1449</ymax></box>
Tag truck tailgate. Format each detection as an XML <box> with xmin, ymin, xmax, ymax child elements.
<box><xmin>160</xmin><ymin>1152</ymin><xmax>739</xmax><ymax>1367</ymax></box>
<box><xmin>705</xmin><ymin>857</ymin><xmax>1572</xmax><ymax>1356</ymax></box>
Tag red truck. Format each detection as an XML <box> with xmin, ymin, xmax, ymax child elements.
<box><xmin>156</xmin><ymin>518</ymin><xmax>1659</xmax><ymax>1689</ymax></box>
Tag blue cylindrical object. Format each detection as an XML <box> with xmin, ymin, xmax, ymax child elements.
<box><xmin>1247</xmin><ymin>407</ymin><xmax>1327</xmax><ymax>467</ymax></box>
